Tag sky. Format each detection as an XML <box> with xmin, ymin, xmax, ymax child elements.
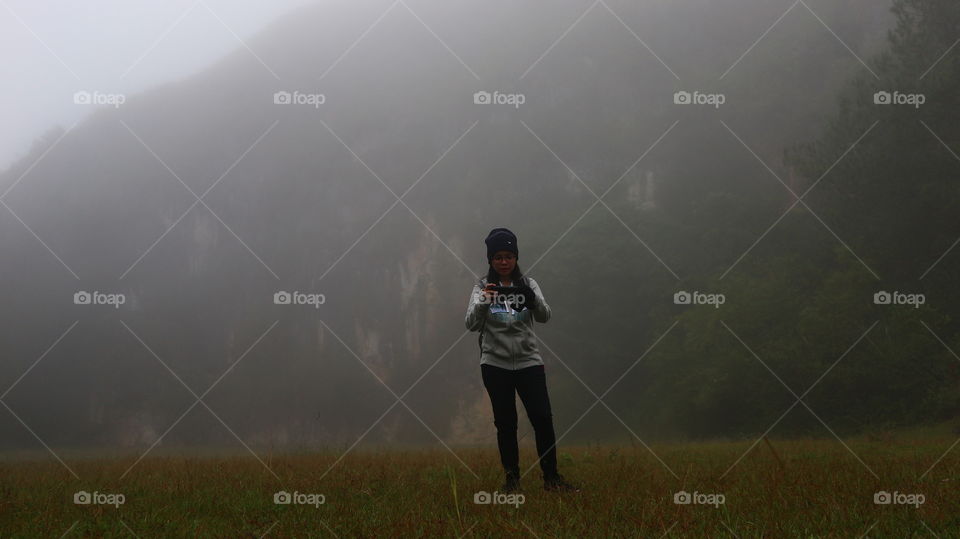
<box><xmin>0</xmin><ymin>0</ymin><xmax>315</xmax><ymax>172</ymax></box>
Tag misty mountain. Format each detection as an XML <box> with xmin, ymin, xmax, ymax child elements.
<box><xmin>0</xmin><ymin>0</ymin><xmax>904</xmax><ymax>451</ymax></box>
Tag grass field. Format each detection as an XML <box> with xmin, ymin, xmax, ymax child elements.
<box><xmin>2</xmin><ymin>429</ymin><xmax>959</xmax><ymax>537</ymax></box>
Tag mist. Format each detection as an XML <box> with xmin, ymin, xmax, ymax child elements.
<box><xmin>2</xmin><ymin>0</ymin><xmax>956</xmax><ymax>460</ymax></box>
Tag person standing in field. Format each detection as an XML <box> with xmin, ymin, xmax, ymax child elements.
<box><xmin>465</xmin><ymin>228</ymin><xmax>579</xmax><ymax>493</ymax></box>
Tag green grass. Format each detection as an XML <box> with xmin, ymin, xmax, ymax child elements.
<box><xmin>2</xmin><ymin>431</ymin><xmax>959</xmax><ymax>537</ymax></box>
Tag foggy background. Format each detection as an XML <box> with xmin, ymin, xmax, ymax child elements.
<box><xmin>2</xmin><ymin>0</ymin><xmax>958</xmax><ymax>459</ymax></box>
<box><xmin>0</xmin><ymin>0</ymin><xmax>314</xmax><ymax>170</ymax></box>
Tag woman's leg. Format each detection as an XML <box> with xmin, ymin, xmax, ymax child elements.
<box><xmin>481</xmin><ymin>364</ymin><xmax>519</xmax><ymax>476</ymax></box>
<box><xmin>515</xmin><ymin>365</ymin><xmax>558</xmax><ymax>479</ymax></box>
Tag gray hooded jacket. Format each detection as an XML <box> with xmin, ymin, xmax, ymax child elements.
<box><xmin>464</xmin><ymin>276</ymin><xmax>551</xmax><ymax>370</ymax></box>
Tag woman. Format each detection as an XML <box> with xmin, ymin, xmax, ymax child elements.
<box><xmin>465</xmin><ymin>228</ymin><xmax>579</xmax><ymax>493</ymax></box>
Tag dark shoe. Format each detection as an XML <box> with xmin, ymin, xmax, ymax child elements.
<box><xmin>543</xmin><ymin>473</ymin><xmax>579</xmax><ymax>492</ymax></box>
<box><xmin>501</xmin><ymin>469</ymin><xmax>521</xmax><ymax>493</ymax></box>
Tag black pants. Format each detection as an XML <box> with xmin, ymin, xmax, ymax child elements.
<box><xmin>481</xmin><ymin>363</ymin><xmax>558</xmax><ymax>479</ymax></box>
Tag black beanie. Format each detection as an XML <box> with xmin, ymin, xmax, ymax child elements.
<box><xmin>485</xmin><ymin>228</ymin><xmax>518</xmax><ymax>263</ymax></box>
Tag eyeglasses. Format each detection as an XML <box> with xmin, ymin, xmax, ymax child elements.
<box><xmin>492</xmin><ymin>254</ymin><xmax>516</xmax><ymax>262</ymax></box>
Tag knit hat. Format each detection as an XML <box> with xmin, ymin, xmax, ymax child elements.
<box><xmin>485</xmin><ymin>228</ymin><xmax>518</xmax><ymax>263</ymax></box>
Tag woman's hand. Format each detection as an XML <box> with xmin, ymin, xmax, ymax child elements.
<box><xmin>518</xmin><ymin>284</ymin><xmax>538</xmax><ymax>310</ymax></box>
<box><xmin>480</xmin><ymin>283</ymin><xmax>497</xmax><ymax>304</ymax></box>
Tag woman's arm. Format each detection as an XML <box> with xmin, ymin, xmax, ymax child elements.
<box><xmin>528</xmin><ymin>278</ymin><xmax>551</xmax><ymax>323</ymax></box>
<box><xmin>465</xmin><ymin>282</ymin><xmax>490</xmax><ymax>331</ymax></box>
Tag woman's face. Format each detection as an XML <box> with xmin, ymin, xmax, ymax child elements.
<box><xmin>492</xmin><ymin>250</ymin><xmax>517</xmax><ymax>277</ymax></box>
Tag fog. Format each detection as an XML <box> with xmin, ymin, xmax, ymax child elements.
<box><xmin>0</xmin><ymin>0</ymin><xmax>314</xmax><ymax>169</ymax></box>
<box><xmin>4</xmin><ymin>0</ymin><xmax>958</xmax><ymax>462</ymax></box>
